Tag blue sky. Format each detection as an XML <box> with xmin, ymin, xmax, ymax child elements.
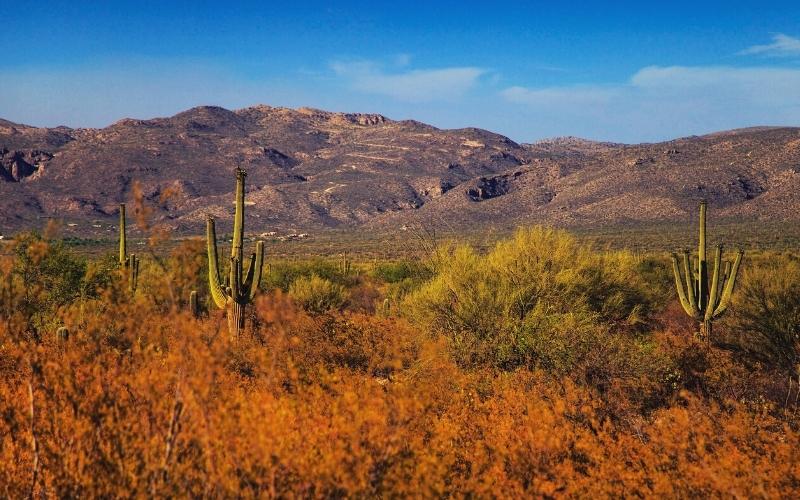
<box><xmin>1</xmin><ymin>1</ymin><xmax>799</xmax><ymax>142</ymax></box>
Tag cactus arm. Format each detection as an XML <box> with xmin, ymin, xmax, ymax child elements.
<box><xmin>682</xmin><ymin>251</ymin><xmax>700</xmax><ymax>317</ymax></box>
<box><xmin>131</xmin><ymin>255</ymin><xmax>139</xmax><ymax>292</ymax></box>
<box><xmin>712</xmin><ymin>249</ymin><xmax>744</xmax><ymax>318</ymax></box>
<box><xmin>704</xmin><ymin>245</ymin><xmax>723</xmax><ymax>322</ymax></box>
<box><xmin>230</xmin><ymin>256</ymin><xmax>240</xmax><ymax>301</ymax></box>
<box><xmin>248</xmin><ymin>241</ymin><xmax>264</xmax><ymax>300</ymax></box>
<box><xmin>231</xmin><ymin>168</ymin><xmax>246</xmax><ymax>262</ymax></box>
<box><xmin>672</xmin><ymin>254</ymin><xmax>698</xmax><ymax>318</ymax></box>
<box><xmin>206</xmin><ymin>217</ymin><xmax>228</xmax><ymax>309</ymax></box>
<box><xmin>242</xmin><ymin>252</ymin><xmax>256</xmax><ymax>292</ymax></box>
<box><xmin>119</xmin><ymin>203</ymin><xmax>127</xmax><ymax>265</ymax></box>
<box><xmin>189</xmin><ymin>290</ymin><xmax>199</xmax><ymax>318</ymax></box>
<box><xmin>56</xmin><ymin>327</ymin><xmax>69</xmax><ymax>342</ymax></box>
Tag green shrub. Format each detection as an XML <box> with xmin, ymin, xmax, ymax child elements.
<box><xmin>403</xmin><ymin>226</ymin><xmax>660</xmax><ymax>371</ymax></box>
<box><xmin>289</xmin><ymin>275</ymin><xmax>348</xmax><ymax>314</ymax></box>
<box><xmin>727</xmin><ymin>256</ymin><xmax>800</xmax><ymax>370</ymax></box>
<box><xmin>371</xmin><ymin>260</ymin><xmax>430</xmax><ymax>284</ymax></box>
<box><xmin>385</xmin><ymin>277</ymin><xmax>421</xmax><ymax>307</ymax></box>
<box><xmin>264</xmin><ymin>259</ymin><xmax>353</xmax><ymax>292</ymax></box>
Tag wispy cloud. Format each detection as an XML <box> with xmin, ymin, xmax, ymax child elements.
<box><xmin>502</xmin><ymin>86</ymin><xmax>618</xmax><ymax>107</ymax></box>
<box><xmin>330</xmin><ymin>59</ymin><xmax>487</xmax><ymax>102</ymax></box>
<box><xmin>501</xmin><ymin>65</ymin><xmax>800</xmax><ymax>141</ymax></box>
<box><xmin>739</xmin><ymin>33</ymin><xmax>800</xmax><ymax>57</ymax></box>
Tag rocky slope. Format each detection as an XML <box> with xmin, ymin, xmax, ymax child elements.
<box><xmin>1</xmin><ymin>106</ymin><xmax>799</xmax><ymax>237</ymax></box>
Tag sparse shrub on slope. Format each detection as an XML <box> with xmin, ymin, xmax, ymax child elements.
<box><xmin>403</xmin><ymin>227</ymin><xmax>664</xmax><ymax>372</ymax></box>
<box><xmin>289</xmin><ymin>274</ymin><xmax>348</xmax><ymax>314</ymax></box>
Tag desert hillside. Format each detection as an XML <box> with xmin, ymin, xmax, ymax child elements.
<box><xmin>1</xmin><ymin>106</ymin><xmax>799</xmax><ymax>236</ymax></box>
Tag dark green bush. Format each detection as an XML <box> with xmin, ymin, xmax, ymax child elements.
<box><xmin>371</xmin><ymin>260</ymin><xmax>430</xmax><ymax>284</ymax></box>
<box><xmin>264</xmin><ymin>259</ymin><xmax>354</xmax><ymax>292</ymax></box>
<box><xmin>726</xmin><ymin>255</ymin><xmax>800</xmax><ymax>370</ymax></box>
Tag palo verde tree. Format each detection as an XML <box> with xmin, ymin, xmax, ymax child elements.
<box><xmin>206</xmin><ymin>167</ymin><xmax>264</xmax><ymax>337</ymax></box>
<box><xmin>118</xmin><ymin>203</ymin><xmax>139</xmax><ymax>293</ymax></box>
<box><xmin>671</xmin><ymin>201</ymin><xmax>744</xmax><ymax>342</ymax></box>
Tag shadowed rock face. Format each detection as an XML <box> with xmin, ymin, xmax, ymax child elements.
<box><xmin>1</xmin><ymin>150</ymin><xmax>33</xmax><ymax>181</ymax></box>
<box><xmin>1</xmin><ymin>105</ymin><xmax>799</xmax><ymax>236</ymax></box>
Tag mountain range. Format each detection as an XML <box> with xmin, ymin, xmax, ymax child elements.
<box><xmin>1</xmin><ymin>105</ymin><xmax>799</xmax><ymax>237</ymax></box>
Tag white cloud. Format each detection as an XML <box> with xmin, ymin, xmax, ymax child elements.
<box><xmin>739</xmin><ymin>33</ymin><xmax>800</xmax><ymax>57</ymax></box>
<box><xmin>501</xmin><ymin>65</ymin><xmax>800</xmax><ymax>142</ymax></box>
<box><xmin>331</xmin><ymin>60</ymin><xmax>486</xmax><ymax>102</ymax></box>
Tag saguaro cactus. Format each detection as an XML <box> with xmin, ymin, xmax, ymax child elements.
<box><xmin>340</xmin><ymin>251</ymin><xmax>351</xmax><ymax>276</ymax></box>
<box><xmin>207</xmin><ymin>168</ymin><xmax>264</xmax><ymax>337</ymax></box>
<box><xmin>55</xmin><ymin>327</ymin><xmax>69</xmax><ymax>342</ymax></box>
<box><xmin>189</xmin><ymin>290</ymin><xmax>200</xmax><ymax>318</ymax></box>
<box><xmin>671</xmin><ymin>201</ymin><xmax>744</xmax><ymax>341</ymax></box>
<box><xmin>119</xmin><ymin>203</ymin><xmax>140</xmax><ymax>293</ymax></box>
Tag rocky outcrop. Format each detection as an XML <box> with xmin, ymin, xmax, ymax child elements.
<box><xmin>466</xmin><ymin>175</ymin><xmax>512</xmax><ymax>201</ymax></box>
<box><xmin>0</xmin><ymin>149</ymin><xmax>52</xmax><ymax>181</ymax></box>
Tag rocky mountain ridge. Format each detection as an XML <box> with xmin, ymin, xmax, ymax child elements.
<box><xmin>1</xmin><ymin>105</ymin><xmax>798</xmax><ymax>237</ymax></box>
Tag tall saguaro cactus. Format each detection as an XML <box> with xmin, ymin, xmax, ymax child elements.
<box><xmin>119</xmin><ymin>203</ymin><xmax>139</xmax><ymax>293</ymax></box>
<box><xmin>207</xmin><ymin>168</ymin><xmax>264</xmax><ymax>337</ymax></box>
<box><xmin>341</xmin><ymin>251</ymin><xmax>352</xmax><ymax>276</ymax></box>
<box><xmin>671</xmin><ymin>201</ymin><xmax>744</xmax><ymax>341</ymax></box>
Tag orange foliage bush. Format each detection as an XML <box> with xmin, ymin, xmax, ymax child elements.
<box><xmin>1</xmin><ymin>238</ymin><xmax>798</xmax><ymax>497</ymax></box>
<box><xmin>1</xmin><ymin>288</ymin><xmax>799</xmax><ymax>497</ymax></box>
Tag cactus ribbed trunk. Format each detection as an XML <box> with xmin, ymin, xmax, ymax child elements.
<box><xmin>232</xmin><ymin>169</ymin><xmax>245</xmax><ymax>264</ymax></box>
<box><xmin>119</xmin><ymin>204</ymin><xmax>127</xmax><ymax>264</ymax></box>
<box><xmin>118</xmin><ymin>203</ymin><xmax>139</xmax><ymax>293</ymax></box>
<box><xmin>697</xmin><ymin>202</ymin><xmax>708</xmax><ymax>314</ymax></box>
<box><xmin>701</xmin><ymin>320</ymin><xmax>712</xmax><ymax>342</ymax></box>
<box><xmin>227</xmin><ymin>300</ymin><xmax>246</xmax><ymax>337</ymax></box>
